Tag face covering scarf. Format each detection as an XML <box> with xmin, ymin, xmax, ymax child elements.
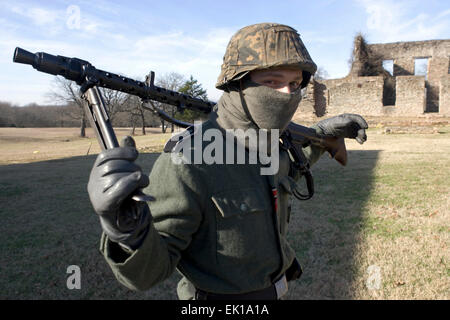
<box><xmin>210</xmin><ymin>79</ymin><xmax>302</xmax><ymax>158</ymax></box>
<box><xmin>214</xmin><ymin>79</ymin><xmax>302</xmax><ymax>132</ymax></box>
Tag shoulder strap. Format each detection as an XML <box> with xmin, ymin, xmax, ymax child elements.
<box><xmin>163</xmin><ymin>126</ymin><xmax>195</xmax><ymax>153</ymax></box>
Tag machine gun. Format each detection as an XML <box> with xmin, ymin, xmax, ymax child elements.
<box><xmin>13</xmin><ymin>47</ymin><xmax>215</xmax><ymax>139</ymax></box>
<box><xmin>13</xmin><ymin>47</ymin><xmax>348</xmax><ymax>200</ymax></box>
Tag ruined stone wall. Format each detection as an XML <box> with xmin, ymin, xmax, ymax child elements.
<box><xmin>393</xmin><ymin>76</ymin><xmax>426</xmax><ymax>115</ymax></box>
<box><xmin>324</xmin><ymin>76</ymin><xmax>384</xmax><ymax>116</ymax></box>
<box><xmin>295</xmin><ymin>76</ymin><xmax>384</xmax><ymax>119</ymax></box>
<box><xmin>294</xmin><ymin>39</ymin><xmax>450</xmax><ymax>120</ymax></box>
<box><xmin>368</xmin><ymin>40</ymin><xmax>449</xmax><ymax>74</ymax></box>
<box><xmin>296</xmin><ymin>80</ymin><xmax>315</xmax><ymax>115</ymax></box>
<box><xmin>368</xmin><ymin>40</ymin><xmax>450</xmax><ymax>113</ymax></box>
<box><xmin>440</xmin><ymin>75</ymin><xmax>450</xmax><ymax>115</ymax></box>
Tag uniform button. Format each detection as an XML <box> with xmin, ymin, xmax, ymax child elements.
<box><xmin>240</xmin><ymin>203</ymin><xmax>248</xmax><ymax>212</ymax></box>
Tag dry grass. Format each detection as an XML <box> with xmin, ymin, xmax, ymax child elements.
<box><xmin>285</xmin><ymin>127</ymin><xmax>450</xmax><ymax>300</ymax></box>
<box><xmin>0</xmin><ymin>126</ymin><xmax>449</xmax><ymax>300</ymax></box>
<box><xmin>0</xmin><ymin>127</ymin><xmax>173</xmax><ymax>165</ymax></box>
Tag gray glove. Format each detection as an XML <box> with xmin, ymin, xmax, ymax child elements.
<box><xmin>87</xmin><ymin>136</ymin><xmax>151</xmax><ymax>249</ymax></box>
<box><xmin>315</xmin><ymin>113</ymin><xmax>368</xmax><ymax>144</ymax></box>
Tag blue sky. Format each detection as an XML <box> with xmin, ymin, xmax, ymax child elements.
<box><xmin>1</xmin><ymin>0</ymin><xmax>449</xmax><ymax>106</ymax></box>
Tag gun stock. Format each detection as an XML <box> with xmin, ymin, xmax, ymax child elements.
<box><xmin>286</xmin><ymin>122</ymin><xmax>347</xmax><ymax>166</ymax></box>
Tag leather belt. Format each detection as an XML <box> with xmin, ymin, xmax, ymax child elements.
<box><xmin>195</xmin><ymin>275</ymin><xmax>288</xmax><ymax>300</ymax></box>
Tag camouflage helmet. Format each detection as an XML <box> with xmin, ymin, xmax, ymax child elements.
<box><xmin>216</xmin><ymin>23</ymin><xmax>317</xmax><ymax>90</ymax></box>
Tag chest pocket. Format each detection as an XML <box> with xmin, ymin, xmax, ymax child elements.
<box><xmin>211</xmin><ymin>188</ymin><xmax>278</xmax><ymax>267</ymax></box>
<box><xmin>212</xmin><ymin>188</ymin><xmax>268</xmax><ymax>218</ymax></box>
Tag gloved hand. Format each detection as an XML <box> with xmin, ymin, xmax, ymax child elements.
<box><xmin>315</xmin><ymin>113</ymin><xmax>368</xmax><ymax>144</ymax></box>
<box><xmin>87</xmin><ymin>136</ymin><xmax>152</xmax><ymax>250</ymax></box>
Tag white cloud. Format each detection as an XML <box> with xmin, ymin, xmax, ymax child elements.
<box><xmin>9</xmin><ymin>5</ymin><xmax>60</xmax><ymax>26</ymax></box>
<box><xmin>357</xmin><ymin>0</ymin><xmax>450</xmax><ymax>42</ymax></box>
<box><xmin>1</xmin><ymin>2</ymin><xmax>237</xmax><ymax>104</ymax></box>
<box><xmin>300</xmin><ymin>30</ymin><xmax>347</xmax><ymax>45</ymax></box>
<box><xmin>1</xmin><ymin>7</ymin><xmax>233</xmax><ymax>105</ymax></box>
<box><xmin>436</xmin><ymin>9</ymin><xmax>450</xmax><ymax>20</ymax></box>
<box><xmin>2</xmin><ymin>2</ymin><xmax>122</xmax><ymax>40</ymax></box>
<box><xmin>125</xmin><ymin>27</ymin><xmax>234</xmax><ymax>101</ymax></box>
<box><xmin>6</xmin><ymin>4</ymin><xmax>65</xmax><ymax>36</ymax></box>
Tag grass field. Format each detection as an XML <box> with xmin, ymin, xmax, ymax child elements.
<box><xmin>0</xmin><ymin>126</ymin><xmax>448</xmax><ymax>300</ymax></box>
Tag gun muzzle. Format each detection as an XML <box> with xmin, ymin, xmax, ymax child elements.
<box><xmin>13</xmin><ymin>47</ymin><xmax>87</xmax><ymax>83</ymax></box>
<box><xmin>13</xmin><ymin>47</ymin><xmax>36</xmax><ymax>65</ymax></box>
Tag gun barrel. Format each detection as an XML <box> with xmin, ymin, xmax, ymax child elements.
<box><xmin>13</xmin><ymin>47</ymin><xmax>36</xmax><ymax>65</ymax></box>
<box><xmin>13</xmin><ymin>47</ymin><xmax>87</xmax><ymax>82</ymax></box>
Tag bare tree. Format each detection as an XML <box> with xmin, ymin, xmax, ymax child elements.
<box><xmin>122</xmin><ymin>94</ymin><xmax>152</xmax><ymax>135</ymax></box>
<box><xmin>0</xmin><ymin>102</ymin><xmax>15</xmax><ymax>127</ymax></box>
<box><xmin>349</xmin><ymin>33</ymin><xmax>387</xmax><ymax>77</ymax></box>
<box><xmin>313</xmin><ymin>67</ymin><xmax>329</xmax><ymax>80</ymax></box>
<box><xmin>47</xmin><ymin>77</ymin><xmax>87</xmax><ymax>137</ymax></box>
<box><xmin>47</xmin><ymin>77</ymin><xmax>131</xmax><ymax>136</ymax></box>
<box><xmin>100</xmin><ymin>88</ymin><xmax>129</xmax><ymax>124</ymax></box>
<box><xmin>155</xmin><ymin>72</ymin><xmax>186</xmax><ymax>133</ymax></box>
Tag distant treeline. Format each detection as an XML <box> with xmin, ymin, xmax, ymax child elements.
<box><xmin>0</xmin><ymin>101</ymin><xmax>161</xmax><ymax>128</ymax></box>
<box><xmin>1</xmin><ymin>73</ymin><xmax>209</xmax><ymax>136</ymax></box>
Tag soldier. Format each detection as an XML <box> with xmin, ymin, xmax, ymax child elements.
<box><xmin>88</xmin><ymin>23</ymin><xmax>368</xmax><ymax>300</ymax></box>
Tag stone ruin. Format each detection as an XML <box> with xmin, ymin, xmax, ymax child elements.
<box><xmin>294</xmin><ymin>35</ymin><xmax>450</xmax><ymax>124</ymax></box>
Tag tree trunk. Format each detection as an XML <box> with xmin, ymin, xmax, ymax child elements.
<box><xmin>80</xmin><ymin>114</ymin><xmax>86</xmax><ymax>138</ymax></box>
<box><xmin>131</xmin><ymin>114</ymin><xmax>136</xmax><ymax>136</ymax></box>
<box><xmin>140</xmin><ymin>108</ymin><xmax>146</xmax><ymax>135</ymax></box>
<box><xmin>161</xmin><ymin>119</ymin><xmax>166</xmax><ymax>133</ymax></box>
<box><xmin>170</xmin><ymin>107</ymin><xmax>175</xmax><ymax>133</ymax></box>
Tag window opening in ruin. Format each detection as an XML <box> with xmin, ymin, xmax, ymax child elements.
<box><xmin>382</xmin><ymin>60</ymin><xmax>396</xmax><ymax>106</ymax></box>
<box><xmin>383</xmin><ymin>77</ymin><xmax>396</xmax><ymax>106</ymax></box>
<box><xmin>414</xmin><ymin>58</ymin><xmax>429</xmax><ymax>79</ymax></box>
<box><xmin>382</xmin><ymin>60</ymin><xmax>394</xmax><ymax>76</ymax></box>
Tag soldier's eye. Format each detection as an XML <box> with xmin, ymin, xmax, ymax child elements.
<box><xmin>263</xmin><ymin>80</ymin><xmax>277</xmax><ymax>85</ymax></box>
<box><xmin>289</xmin><ymin>81</ymin><xmax>301</xmax><ymax>89</ymax></box>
